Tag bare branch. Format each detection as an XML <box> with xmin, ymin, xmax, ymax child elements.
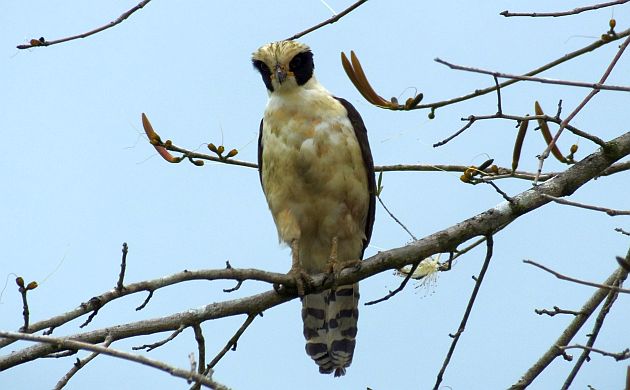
<box><xmin>206</xmin><ymin>313</ymin><xmax>257</xmax><ymax>370</ymax></box>
<box><xmin>54</xmin><ymin>335</ymin><xmax>113</xmax><ymax>390</ymax></box>
<box><xmin>535</xmin><ymin>306</ymin><xmax>582</xmax><ymax>317</ymax></box>
<box><xmin>524</xmin><ymin>259</ymin><xmax>630</xmax><ymax>294</ymax></box>
<box><xmin>414</xmin><ymin>28</ymin><xmax>630</xmax><ymax>111</ymax></box>
<box><xmin>365</xmin><ymin>261</ymin><xmax>419</xmax><ymax>306</ymax></box>
<box><xmin>510</xmin><ymin>256</ymin><xmax>630</xmax><ymax>389</ymax></box>
<box><xmin>483</xmin><ymin>180</ymin><xmax>513</xmax><ymax>203</ymax></box>
<box><xmin>136</xmin><ymin>290</ymin><xmax>154</xmax><ymax>310</ymax></box>
<box><xmin>286</xmin><ymin>0</ymin><xmax>368</xmax><ymax>40</ymax></box>
<box><xmin>377</xmin><ymin>195</ymin><xmax>417</xmax><ymax>241</ymax></box>
<box><xmin>435</xmin><ymin>58</ymin><xmax>630</xmax><ymax>93</ymax></box>
<box><xmin>433</xmin><ymin>116</ymin><xmax>476</xmax><ymax>147</ymax></box>
<box><xmin>536</xmin><ymin>34</ymin><xmax>630</xmax><ymax>182</ymax></box>
<box><xmin>17</xmin><ymin>0</ymin><xmax>152</xmax><ymax>50</ymax></box>
<box><xmin>133</xmin><ymin>325</ymin><xmax>186</xmax><ymax>352</ymax></box>
<box><xmin>562</xmin><ymin>268</ymin><xmax>627</xmax><ymax>388</ymax></box>
<box><xmin>434</xmin><ymin>235</ymin><xmax>494</xmax><ymax>390</ymax></box>
<box><xmin>560</xmin><ymin>345</ymin><xmax>630</xmax><ymax>361</ymax></box>
<box><xmin>501</xmin><ymin>1</ymin><xmax>629</xmax><ymax>17</ymax></box>
<box><xmin>0</xmin><ymin>331</ymin><xmax>228</xmax><ymax>390</ymax></box>
<box><xmin>116</xmin><ymin>242</ymin><xmax>129</xmax><ymax>292</ymax></box>
<box><xmin>2</xmin><ymin>131</ymin><xmax>630</xmax><ymax>369</ymax></box>
<box><xmin>616</xmin><ymin>227</ymin><xmax>630</xmax><ymax>236</ymax></box>
<box><xmin>543</xmin><ymin>194</ymin><xmax>630</xmax><ymax>216</ymax></box>
<box><xmin>190</xmin><ymin>324</ymin><xmax>206</xmax><ymax>390</ymax></box>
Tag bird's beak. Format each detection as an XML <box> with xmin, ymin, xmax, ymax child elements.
<box><xmin>275</xmin><ymin>64</ymin><xmax>287</xmax><ymax>84</ymax></box>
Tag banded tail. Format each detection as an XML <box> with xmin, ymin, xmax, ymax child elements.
<box><xmin>302</xmin><ymin>284</ymin><xmax>360</xmax><ymax>377</ymax></box>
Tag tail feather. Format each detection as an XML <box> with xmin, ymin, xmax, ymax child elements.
<box><xmin>302</xmin><ymin>284</ymin><xmax>359</xmax><ymax>376</ymax></box>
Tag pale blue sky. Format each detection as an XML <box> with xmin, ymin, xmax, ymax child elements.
<box><xmin>1</xmin><ymin>1</ymin><xmax>629</xmax><ymax>389</ymax></box>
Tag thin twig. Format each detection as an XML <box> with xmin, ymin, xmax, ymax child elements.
<box><xmin>413</xmin><ymin>28</ymin><xmax>630</xmax><ymax>111</ymax></box>
<box><xmin>18</xmin><ymin>283</ymin><xmax>30</xmax><ymax>332</ymax></box>
<box><xmin>536</xmin><ymin>34</ymin><xmax>630</xmax><ymax>183</ymax></box>
<box><xmin>286</xmin><ymin>0</ymin><xmax>368</xmax><ymax>40</ymax></box>
<box><xmin>365</xmin><ymin>261</ymin><xmax>420</xmax><ymax>306</ymax></box>
<box><xmin>560</xmin><ymin>345</ymin><xmax>630</xmax><ymax>361</ymax></box>
<box><xmin>524</xmin><ymin>259</ymin><xmax>630</xmax><ymax>294</ymax></box>
<box><xmin>434</xmin><ymin>235</ymin><xmax>494</xmax><ymax>390</ymax></box>
<box><xmin>222</xmin><ymin>280</ymin><xmax>243</xmax><ymax>293</ymax></box>
<box><xmin>494</xmin><ymin>76</ymin><xmax>503</xmax><ymax>114</ymax></box>
<box><xmin>465</xmin><ymin>112</ymin><xmax>605</xmax><ymax>147</ymax></box>
<box><xmin>79</xmin><ymin>297</ymin><xmax>102</xmax><ymax>328</ymax></box>
<box><xmin>562</xmin><ymin>269</ymin><xmax>626</xmax><ymax>388</ymax></box>
<box><xmin>54</xmin><ymin>335</ymin><xmax>114</xmax><ymax>390</ymax></box>
<box><xmin>543</xmin><ymin>194</ymin><xmax>630</xmax><ymax>216</ymax></box>
<box><xmin>535</xmin><ymin>306</ymin><xmax>582</xmax><ymax>317</ymax></box>
<box><xmin>616</xmin><ymin>228</ymin><xmax>630</xmax><ymax>236</ymax></box>
<box><xmin>116</xmin><ymin>242</ymin><xmax>128</xmax><ymax>292</ymax></box>
<box><xmin>510</xmin><ymin>258</ymin><xmax>630</xmax><ymax>389</ymax></box>
<box><xmin>206</xmin><ymin>313</ymin><xmax>257</xmax><ymax>370</ymax></box>
<box><xmin>17</xmin><ymin>0</ymin><xmax>152</xmax><ymax>49</ymax></box>
<box><xmin>501</xmin><ymin>1</ymin><xmax>629</xmax><ymax>17</ymax></box>
<box><xmin>0</xmin><ymin>331</ymin><xmax>228</xmax><ymax>390</ymax></box>
<box><xmin>133</xmin><ymin>325</ymin><xmax>186</xmax><ymax>351</ymax></box>
<box><xmin>433</xmin><ymin>116</ymin><xmax>476</xmax><ymax>147</ymax></box>
<box><xmin>435</xmin><ymin>57</ymin><xmax>630</xmax><ymax>93</ymax></box>
<box><xmin>483</xmin><ymin>181</ymin><xmax>513</xmax><ymax>203</ymax></box>
<box><xmin>190</xmin><ymin>324</ymin><xmax>206</xmax><ymax>390</ymax></box>
<box><xmin>377</xmin><ymin>195</ymin><xmax>417</xmax><ymax>241</ymax></box>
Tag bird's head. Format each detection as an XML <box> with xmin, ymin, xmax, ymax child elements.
<box><xmin>252</xmin><ymin>40</ymin><xmax>315</xmax><ymax>93</ymax></box>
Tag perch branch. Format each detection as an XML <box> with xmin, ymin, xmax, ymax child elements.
<box><xmin>2</xmin><ymin>131</ymin><xmax>629</xmax><ymax>370</ymax></box>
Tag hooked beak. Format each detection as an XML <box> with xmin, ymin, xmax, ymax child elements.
<box><xmin>275</xmin><ymin>64</ymin><xmax>287</xmax><ymax>84</ymax></box>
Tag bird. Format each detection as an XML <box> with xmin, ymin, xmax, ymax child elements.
<box><xmin>252</xmin><ymin>40</ymin><xmax>375</xmax><ymax>377</ymax></box>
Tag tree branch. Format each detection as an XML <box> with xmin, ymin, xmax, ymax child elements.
<box><xmin>2</xmin><ymin>131</ymin><xmax>629</xmax><ymax>370</ymax></box>
<box><xmin>54</xmin><ymin>335</ymin><xmax>113</xmax><ymax>390</ymax></box>
<box><xmin>286</xmin><ymin>0</ymin><xmax>368</xmax><ymax>40</ymax></box>
<box><xmin>0</xmin><ymin>331</ymin><xmax>228</xmax><ymax>390</ymax></box>
<box><xmin>501</xmin><ymin>1</ymin><xmax>629</xmax><ymax>17</ymax></box>
<box><xmin>524</xmin><ymin>259</ymin><xmax>630</xmax><ymax>294</ymax></box>
<box><xmin>536</xmin><ymin>34</ymin><xmax>630</xmax><ymax>182</ymax></box>
<box><xmin>435</xmin><ymin>58</ymin><xmax>630</xmax><ymax>93</ymax></box>
<box><xmin>434</xmin><ymin>235</ymin><xmax>494</xmax><ymax>390</ymax></box>
<box><xmin>510</xmin><ymin>249</ymin><xmax>630</xmax><ymax>389</ymax></box>
<box><xmin>17</xmin><ymin>0</ymin><xmax>152</xmax><ymax>49</ymax></box>
<box><xmin>543</xmin><ymin>194</ymin><xmax>630</xmax><ymax>216</ymax></box>
<box><xmin>562</xmin><ymin>266</ymin><xmax>627</xmax><ymax>388</ymax></box>
<box><xmin>413</xmin><ymin>28</ymin><xmax>630</xmax><ymax>111</ymax></box>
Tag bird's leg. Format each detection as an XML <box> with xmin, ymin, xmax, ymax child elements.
<box><xmin>326</xmin><ymin>236</ymin><xmax>340</xmax><ymax>289</ymax></box>
<box><xmin>287</xmin><ymin>238</ymin><xmax>311</xmax><ymax>297</ymax></box>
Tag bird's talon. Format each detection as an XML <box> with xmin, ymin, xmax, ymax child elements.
<box><xmin>287</xmin><ymin>268</ymin><xmax>312</xmax><ymax>297</ymax></box>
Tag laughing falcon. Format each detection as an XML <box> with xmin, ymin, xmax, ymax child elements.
<box><xmin>252</xmin><ymin>40</ymin><xmax>375</xmax><ymax>377</ymax></box>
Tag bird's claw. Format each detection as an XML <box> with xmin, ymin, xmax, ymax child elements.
<box><xmin>287</xmin><ymin>267</ymin><xmax>313</xmax><ymax>297</ymax></box>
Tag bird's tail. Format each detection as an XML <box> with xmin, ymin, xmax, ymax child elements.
<box><xmin>302</xmin><ymin>284</ymin><xmax>359</xmax><ymax>377</ymax></box>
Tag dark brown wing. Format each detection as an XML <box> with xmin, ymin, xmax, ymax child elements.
<box><xmin>257</xmin><ymin>118</ymin><xmax>264</xmax><ymax>187</ymax></box>
<box><xmin>334</xmin><ymin>97</ymin><xmax>376</xmax><ymax>257</ymax></box>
